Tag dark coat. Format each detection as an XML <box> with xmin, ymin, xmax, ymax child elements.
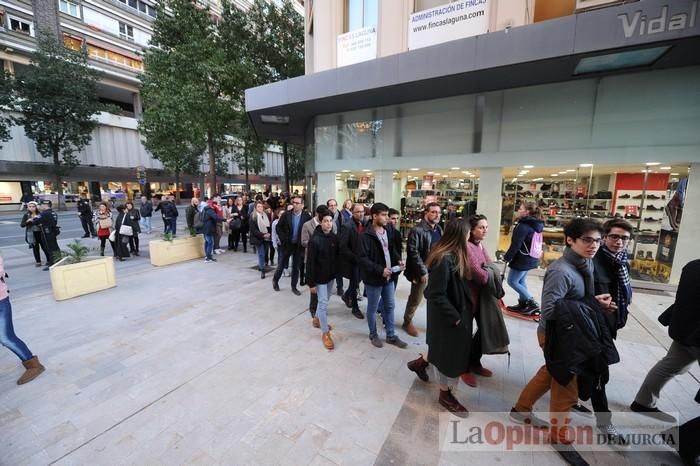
<box><xmin>593</xmin><ymin>248</ymin><xmax>630</xmax><ymax>337</ymax></box>
<box><xmin>658</xmin><ymin>259</ymin><xmax>700</xmax><ymax>347</ymax></box>
<box><xmin>306</xmin><ymin>226</ymin><xmax>340</xmax><ymax>287</ymax></box>
<box><xmin>200</xmin><ymin>206</ymin><xmax>223</xmax><ymax>235</ymax></box>
<box><xmin>139</xmin><ymin>200</ymin><xmax>153</xmax><ymax>217</ymax></box>
<box><xmin>249</xmin><ymin>214</ymin><xmax>270</xmax><ymax>247</ymax></box>
<box><xmin>186</xmin><ymin>204</ymin><xmax>198</xmax><ymax>230</ymax></box>
<box><xmin>155</xmin><ymin>200</ymin><xmax>178</xmax><ymax>219</ymax></box>
<box><xmin>276</xmin><ymin>210</ymin><xmax>312</xmax><ymax>251</ymax></box>
<box><xmin>404</xmin><ymin>221</ymin><xmax>442</xmax><ymax>282</ymax></box>
<box><xmin>544</xmin><ymin>297</ymin><xmax>620</xmax><ymax>388</ymax></box>
<box><xmin>425</xmin><ymin>254</ymin><xmax>474</xmax><ymax>378</ymax></box>
<box><xmin>503</xmin><ymin>216</ymin><xmax>544</xmax><ymax>271</ymax></box>
<box><xmin>32</xmin><ymin>210</ymin><xmax>60</xmax><ymax>253</ymax></box>
<box><xmin>339</xmin><ymin>218</ymin><xmax>363</xmax><ymax>279</ymax></box>
<box><xmin>127</xmin><ymin>209</ymin><xmax>141</xmax><ymax>234</ymax></box>
<box><xmin>113</xmin><ymin>212</ymin><xmax>132</xmax><ymax>258</ymax></box>
<box><xmin>230</xmin><ymin>205</ymin><xmax>249</xmax><ymax>232</ymax></box>
<box><xmin>358</xmin><ymin>225</ymin><xmax>401</xmax><ymax>287</ymax></box>
<box><xmin>77</xmin><ymin>199</ymin><xmax>92</xmax><ymax>217</ymax></box>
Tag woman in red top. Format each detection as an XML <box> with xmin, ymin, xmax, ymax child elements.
<box><xmin>461</xmin><ymin>214</ymin><xmax>493</xmax><ymax>387</ymax></box>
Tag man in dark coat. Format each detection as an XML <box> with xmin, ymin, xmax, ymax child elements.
<box><xmin>339</xmin><ymin>203</ymin><xmax>366</xmax><ymax>319</ymax></box>
<box><xmin>139</xmin><ymin>195</ymin><xmax>153</xmax><ymax>234</ymax></box>
<box><xmin>632</xmin><ymin>258</ymin><xmax>700</xmax><ymax>423</ymax></box>
<box><xmin>200</xmin><ymin>203</ymin><xmax>223</xmax><ymax>262</ymax></box>
<box><xmin>31</xmin><ymin>202</ymin><xmax>60</xmax><ymax>270</ymax></box>
<box><xmin>358</xmin><ymin>202</ymin><xmax>407</xmax><ymax>349</ymax></box>
<box><xmin>77</xmin><ymin>195</ymin><xmax>96</xmax><ymax>238</ymax></box>
<box><xmin>272</xmin><ymin>195</ymin><xmax>312</xmax><ymax>294</ymax></box>
<box><xmin>326</xmin><ymin>198</ymin><xmax>345</xmax><ymax>296</ymax></box>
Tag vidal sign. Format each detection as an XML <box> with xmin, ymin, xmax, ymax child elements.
<box><xmin>618</xmin><ymin>1</ymin><xmax>697</xmax><ymax>38</ymax></box>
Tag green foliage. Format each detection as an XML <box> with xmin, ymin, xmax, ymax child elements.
<box><xmin>286</xmin><ymin>143</ymin><xmax>306</xmax><ymax>185</ymax></box>
<box><xmin>55</xmin><ymin>239</ymin><xmax>92</xmax><ymax>264</ymax></box>
<box><xmin>187</xmin><ymin>226</ymin><xmax>197</xmax><ymax>237</ymax></box>
<box><xmin>161</xmin><ymin>231</ymin><xmax>175</xmax><ymax>242</ymax></box>
<box><xmin>0</xmin><ymin>72</ymin><xmax>12</xmax><ymax>148</ymax></box>
<box><xmin>11</xmin><ymin>34</ymin><xmax>104</xmax><ymax>176</ymax></box>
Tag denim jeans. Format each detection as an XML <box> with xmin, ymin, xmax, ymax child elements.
<box><xmin>204</xmin><ymin>234</ymin><xmax>214</xmax><ymax>259</ymax></box>
<box><xmin>365</xmin><ymin>281</ymin><xmax>396</xmax><ymax>339</ymax></box>
<box><xmin>507</xmin><ymin>268</ymin><xmax>532</xmax><ymax>301</ymax></box>
<box><xmin>256</xmin><ymin>242</ymin><xmax>267</xmax><ymax>271</ymax></box>
<box><xmin>166</xmin><ymin>218</ymin><xmax>177</xmax><ymax>236</ymax></box>
<box><xmin>140</xmin><ymin>216</ymin><xmax>152</xmax><ymax>234</ymax></box>
<box><xmin>0</xmin><ymin>297</ymin><xmax>33</xmax><ymax>362</ymax></box>
<box><xmin>315</xmin><ymin>281</ymin><xmax>334</xmax><ymax>332</ymax></box>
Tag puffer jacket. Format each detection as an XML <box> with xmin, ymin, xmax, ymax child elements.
<box><xmin>503</xmin><ymin>216</ymin><xmax>544</xmax><ymax>271</ymax></box>
<box><xmin>306</xmin><ymin>226</ymin><xmax>339</xmax><ymax>287</ymax></box>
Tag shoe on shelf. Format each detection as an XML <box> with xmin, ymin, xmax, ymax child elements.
<box><xmin>630</xmin><ymin>401</ymin><xmax>677</xmax><ymax>422</ymax></box>
<box><xmin>460</xmin><ymin>372</ymin><xmax>477</xmax><ymax>387</ymax></box>
<box><xmin>438</xmin><ymin>389</ymin><xmax>469</xmax><ymax>417</ymax></box>
<box><xmin>351</xmin><ymin>307</ymin><xmax>364</xmax><ymax>319</ymax></box>
<box><xmin>402</xmin><ymin>322</ymin><xmax>419</xmax><ymax>337</ymax></box>
<box><xmin>572</xmin><ymin>403</ymin><xmax>594</xmax><ymax>418</ymax></box>
<box><xmin>322</xmin><ymin>332</ymin><xmax>334</xmax><ymax>350</ymax></box>
<box><xmin>471</xmin><ymin>366</ymin><xmax>493</xmax><ymax>377</ymax></box>
<box><xmin>370</xmin><ymin>335</ymin><xmax>383</xmax><ymax>348</ymax></box>
<box><xmin>509</xmin><ymin>408</ymin><xmax>549</xmax><ymax>429</ymax></box>
<box><xmin>291</xmin><ymin>288</ymin><xmax>302</xmax><ymax>296</ymax></box>
<box><xmin>598</xmin><ymin>424</ymin><xmax>629</xmax><ymax>448</ymax></box>
<box><xmin>633</xmin><ymin>194</ymin><xmax>644</xmax><ymax>199</ymax></box>
<box><xmin>407</xmin><ymin>354</ymin><xmax>429</xmax><ymax>382</ymax></box>
<box><xmin>619</xmin><ymin>194</ymin><xmax>631</xmax><ymax>199</ymax></box>
<box><xmin>386</xmin><ymin>335</ymin><xmax>407</xmax><ymax>349</ymax></box>
<box><xmin>552</xmin><ymin>443</ymin><xmax>589</xmax><ymax>466</ymax></box>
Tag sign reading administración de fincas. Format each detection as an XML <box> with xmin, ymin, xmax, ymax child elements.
<box><xmin>337</xmin><ymin>26</ymin><xmax>377</xmax><ymax>67</ymax></box>
<box><xmin>408</xmin><ymin>0</ymin><xmax>490</xmax><ymax>50</ymax></box>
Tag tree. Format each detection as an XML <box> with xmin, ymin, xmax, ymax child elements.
<box><xmin>0</xmin><ymin>72</ymin><xmax>12</xmax><ymax>148</ymax></box>
<box><xmin>11</xmin><ymin>35</ymin><xmax>105</xmax><ymax>210</ymax></box>
<box><xmin>143</xmin><ymin>0</ymin><xmax>244</xmax><ymax>197</ymax></box>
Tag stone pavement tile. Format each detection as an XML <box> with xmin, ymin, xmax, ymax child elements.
<box><xmin>308</xmin><ymin>453</ymin><xmax>340</xmax><ymax>466</ymax></box>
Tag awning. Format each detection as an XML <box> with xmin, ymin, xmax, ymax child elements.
<box><xmin>245</xmin><ymin>0</ymin><xmax>700</xmax><ymax>144</ymax></box>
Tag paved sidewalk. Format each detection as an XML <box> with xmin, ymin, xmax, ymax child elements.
<box><xmin>0</xmin><ymin>236</ymin><xmax>698</xmax><ymax>465</ymax></box>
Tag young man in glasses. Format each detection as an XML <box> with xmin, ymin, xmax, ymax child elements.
<box><xmin>511</xmin><ymin>218</ymin><xmax>618</xmax><ymax>466</ymax></box>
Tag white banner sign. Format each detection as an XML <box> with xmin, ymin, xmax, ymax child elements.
<box><xmin>408</xmin><ymin>0</ymin><xmax>490</xmax><ymax>50</ymax></box>
<box><xmin>337</xmin><ymin>26</ymin><xmax>377</xmax><ymax>67</ymax></box>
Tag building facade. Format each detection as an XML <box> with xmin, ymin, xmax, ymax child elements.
<box><xmin>246</xmin><ymin>0</ymin><xmax>700</xmax><ymax>286</ymax></box>
<box><xmin>0</xmin><ymin>0</ymin><xmax>290</xmax><ymax>210</ymax></box>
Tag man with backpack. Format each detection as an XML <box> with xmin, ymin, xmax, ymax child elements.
<box><xmin>155</xmin><ymin>195</ymin><xmax>178</xmax><ymax>236</ymax></box>
<box><xmin>503</xmin><ymin>201</ymin><xmax>544</xmax><ymax>317</ymax></box>
<box><xmin>195</xmin><ymin>201</ymin><xmax>223</xmax><ymax>263</ymax></box>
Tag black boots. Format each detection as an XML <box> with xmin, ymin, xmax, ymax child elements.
<box><xmin>100</xmin><ymin>246</ymin><xmax>105</xmax><ymax>256</ymax></box>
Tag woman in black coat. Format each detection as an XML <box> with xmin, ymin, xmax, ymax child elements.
<box><xmin>112</xmin><ymin>205</ymin><xmax>132</xmax><ymax>261</ymax></box>
<box><xmin>125</xmin><ymin>201</ymin><xmax>141</xmax><ymax>256</ymax></box>
<box><xmin>406</xmin><ymin>219</ymin><xmax>474</xmax><ymax>416</ymax></box>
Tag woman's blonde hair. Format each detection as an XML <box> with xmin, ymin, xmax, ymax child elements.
<box><xmin>426</xmin><ymin>219</ymin><xmax>471</xmax><ymax>279</ymax></box>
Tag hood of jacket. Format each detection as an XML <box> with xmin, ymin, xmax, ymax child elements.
<box><xmin>519</xmin><ymin>216</ymin><xmax>544</xmax><ymax>232</ymax></box>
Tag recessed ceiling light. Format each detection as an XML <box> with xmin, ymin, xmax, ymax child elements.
<box><xmin>671</xmin><ymin>172</ymin><xmax>680</xmax><ymax>176</ymax></box>
<box><xmin>511</xmin><ymin>178</ymin><xmax>518</xmax><ymax>182</ymax></box>
<box><xmin>566</xmin><ymin>169</ymin><xmax>575</xmax><ymax>173</ymax></box>
<box><xmin>442</xmin><ymin>175</ymin><xmax>448</xmax><ymax>177</ymax></box>
<box><xmin>580</xmin><ymin>163</ymin><xmax>593</xmax><ymax>168</ymax></box>
<box><xmin>451</xmin><ymin>167</ymin><xmax>460</xmax><ymax>170</ymax></box>
<box><xmin>660</xmin><ymin>166</ymin><xmax>671</xmax><ymax>170</ymax></box>
<box><xmin>532</xmin><ymin>178</ymin><xmax>543</xmax><ymax>181</ymax></box>
<box><xmin>410</xmin><ymin>168</ymin><xmax>419</xmax><ymax>171</ymax></box>
<box><xmin>392</xmin><ymin>172</ymin><xmax>398</xmax><ymax>175</ymax></box>
<box><xmin>427</xmin><ymin>171</ymin><xmax>434</xmax><ymax>175</ymax></box>
<box><xmin>470</xmin><ymin>175</ymin><xmax>475</xmax><ymax>178</ymax></box>
<box><xmin>558</xmin><ymin>171</ymin><xmax>567</xmax><ymax>174</ymax></box>
<box><xmin>523</xmin><ymin>165</ymin><xmax>534</xmax><ymax>169</ymax></box>
<box><xmin>641</xmin><ymin>169</ymin><xmax>652</xmax><ymax>173</ymax></box>
<box><xmin>551</xmin><ymin>174</ymin><xmax>559</xmax><ymax>177</ymax></box>
<box><xmin>362</xmin><ymin>169</ymin><xmax>371</xmax><ymax>172</ymax></box>
<box><xmin>341</xmin><ymin>170</ymin><xmax>350</xmax><ymax>173</ymax></box>
<box><xmin>434</xmin><ymin>173</ymin><xmax>441</xmax><ymax>176</ymax></box>
<box><xmin>520</xmin><ymin>170</ymin><xmax>529</xmax><ymax>174</ymax></box>
<box><xmin>645</xmin><ymin>162</ymin><xmax>660</xmax><ymax>166</ymax></box>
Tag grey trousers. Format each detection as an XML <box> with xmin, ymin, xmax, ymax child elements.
<box><xmin>634</xmin><ymin>341</ymin><xmax>700</xmax><ymax>408</ymax></box>
<box><xmin>403</xmin><ymin>279</ymin><xmax>428</xmax><ymax>325</ymax></box>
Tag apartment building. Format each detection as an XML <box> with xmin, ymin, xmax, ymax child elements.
<box><xmin>0</xmin><ymin>0</ymin><xmax>290</xmax><ymax>209</ymax></box>
<box><xmin>246</xmin><ymin>0</ymin><xmax>700</xmax><ymax>286</ymax></box>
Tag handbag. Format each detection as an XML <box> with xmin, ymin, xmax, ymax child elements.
<box><xmin>99</xmin><ymin>217</ymin><xmax>113</xmax><ymax>229</ymax></box>
<box><xmin>230</xmin><ymin>218</ymin><xmax>242</xmax><ymax>230</ymax></box>
<box><xmin>109</xmin><ymin>230</ymin><xmax>116</xmax><ymax>242</ymax></box>
<box><xmin>119</xmin><ymin>216</ymin><xmax>133</xmax><ymax>236</ymax></box>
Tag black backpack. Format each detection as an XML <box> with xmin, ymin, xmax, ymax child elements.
<box><xmin>194</xmin><ymin>209</ymin><xmax>207</xmax><ymax>233</ymax></box>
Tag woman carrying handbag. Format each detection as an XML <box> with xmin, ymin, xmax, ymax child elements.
<box><xmin>113</xmin><ymin>204</ymin><xmax>132</xmax><ymax>261</ymax></box>
<box><xmin>94</xmin><ymin>203</ymin><xmax>116</xmax><ymax>257</ymax></box>
<box><xmin>125</xmin><ymin>201</ymin><xmax>141</xmax><ymax>256</ymax></box>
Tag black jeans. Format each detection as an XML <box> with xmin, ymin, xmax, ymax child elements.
<box><xmin>268</xmin><ymin>243</ymin><xmax>275</xmax><ymax>264</ymax></box>
<box><xmin>128</xmin><ymin>234</ymin><xmax>139</xmax><ymax>253</ymax></box>
<box><xmin>309</xmin><ymin>293</ymin><xmax>318</xmax><ymax>318</ymax></box>
<box><xmin>343</xmin><ymin>265</ymin><xmax>360</xmax><ymax>309</ymax></box>
<box><xmin>232</xmin><ymin>229</ymin><xmax>247</xmax><ymax>251</ymax></box>
<box><xmin>469</xmin><ymin>309</ymin><xmax>483</xmax><ymax>370</ymax></box>
<box><xmin>80</xmin><ymin>215</ymin><xmax>96</xmax><ymax>235</ymax></box>
<box><xmin>273</xmin><ymin>243</ymin><xmax>303</xmax><ymax>288</ymax></box>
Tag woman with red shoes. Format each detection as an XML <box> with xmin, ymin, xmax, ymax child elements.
<box><xmin>406</xmin><ymin>219</ymin><xmax>475</xmax><ymax>415</ymax></box>
<box><xmin>460</xmin><ymin>214</ymin><xmax>494</xmax><ymax>388</ymax></box>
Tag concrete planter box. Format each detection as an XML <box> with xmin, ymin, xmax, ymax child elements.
<box><xmin>49</xmin><ymin>256</ymin><xmax>117</xmax><ymax>301</ymax></box>
<box><xmin>149</xmin><ymin>235</ymin><xmax>204</xmax><ymax>267</ymax></box>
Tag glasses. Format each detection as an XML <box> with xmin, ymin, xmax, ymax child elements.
<box><xmin>607</xmin><ymin>234</ymin><xmax>631</xmax><ymax>242</ymax></box>
<box><xmin>578</xmin><ymin>236</ymin><xmax>603</xmax><ymax>245</ymax></box>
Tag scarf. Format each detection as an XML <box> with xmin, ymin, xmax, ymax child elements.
<box><xmin>563</xmin><ymin>247</ymin><xmax>595</xmax><ymax>297</ymax></box>
<box><xmin>602</xmin><ymin>245</ymin><xmax>631</xmax><ymax>328</ymax></box>
<box><xmin>255</xmin><ymin>211</ymin><xmax>270</xmax><ymax>237</ymax></box>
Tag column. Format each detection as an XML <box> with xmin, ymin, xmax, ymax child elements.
<box><xmin>374</xmin><ymin>170</ymin><xmax>398</xmax><ymax>209</ymax></box>
<box><xmin>132</xmin><ymin>93</ymin><xmax>143</xmax><ymax>118</ymax></box>
<box><xmin>316</xmin><ymin>171</ymin><xmax>336</xmax><ymax>209</ymax></box>
<box><xmin>478</xmin><ymin>167</ymin><xmax>503</xmax><ymax>258</ymax></box>
<box><xmin>670</xmin><ymin>163</ymin><xmax>699</xmax><ymax>285</ymax></box>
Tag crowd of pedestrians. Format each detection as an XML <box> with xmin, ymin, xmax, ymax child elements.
<box><xmin>7</xmin><ymin>191</ymin><xmax>699</xmax><ymax>465</ymax></box>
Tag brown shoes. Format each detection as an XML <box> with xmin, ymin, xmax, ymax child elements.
<box><xmin>322</xmin><ymin>332</ymin><xmax>334</xmax><ymax>350</ymax></box>
<box><xmin>17</xmin><ymin>356</ymin><xmax>45</xmax><ymax>385</ymax></box>
<box><xmin>407</xmin><ymin>354</ymin><xmax>429</xmax><ymax>382</ymax></box>
<box><xmin>312</xmin><ymin>317</ymin><xmax>332</xmax><ymax>330</ymax></box>
<box><xmin>439</xmin><ymin>389</ymin><xmax>468</xmax><ymax>417</ymax></box>
<box><xmin>402</xmin><ymin>321</ymin><xmax>419</xmax><ymax>337</ymax></box>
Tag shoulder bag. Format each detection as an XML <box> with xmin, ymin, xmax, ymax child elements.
<box><xmin>119</xmin><ymin>215</ymin><xmax>133</xmax><ymax>236</ymax></box>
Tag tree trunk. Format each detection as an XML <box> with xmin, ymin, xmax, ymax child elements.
<box><xmin>53</xmin><ymin>151</ymin><xmax>64</xmax><ymax>211</ymax></box>
<box><xmin>283</xmin><ymin>142</ymin><xmax>290</xmax><ymax>194</ymax></box>
<box><xmin>244</xmin><ymin>150</ymin><xmax>250</xmax><ymax>192</ymax></box>
<box><xmin>174</xmin><ymin>169</ymin><xmax>181</xmax><ymax>205</ymax></box>
<box><xmin>207</xmin><ymin>129</ymin><xmax>217</xmax><ymax>198</ymax></box>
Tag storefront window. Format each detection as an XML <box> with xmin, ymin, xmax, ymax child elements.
<box><xmin>498</xmin><ymin>163</ymin><xmax>690</xmax><ymax>284</ymax></box>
